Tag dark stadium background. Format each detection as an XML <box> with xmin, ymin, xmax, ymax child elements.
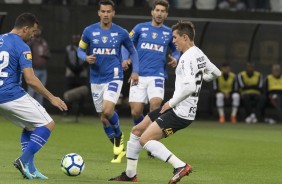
<box><xmin>1</xmin><ymin>4</ymin><xmax>281</xmax><ymax>118</ymax></box>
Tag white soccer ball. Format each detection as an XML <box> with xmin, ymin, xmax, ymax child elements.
<box><xmin>61</xmin><ymin>153</ymin><xmax>85</xmax><ymax>176</ymax></box>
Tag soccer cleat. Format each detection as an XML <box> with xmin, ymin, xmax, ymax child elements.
<box><xmin>32</xmin><ymin>170</ymin><xmax>48</xmax><ymax>179</ymax></box>
<box><xmin>111</xmin><ymin>150</ymin><xmax>126</xmax><ymax>163</ymax></box>
<box><xmin>109</xmin><ymin>171</ymin><xmax>138</xmax><ymax>182</ymax></box>
<box><xmin>230</xmin><ymin>115</ymin><xmax>237</xmax><ymax>124</ymax></box>
<box><xmin>113</xmin><ymin>133</ymin><xmax>124</xmax><ymax>155</ymax></box>
<box><xmin>219</xmin><ymin>115</ymin><xmax>225</xmax><ymax>124</ymax></box>
<box><xmin>13</xmin><ymin>158</ymin><xmax>34</xmax><ymax>179</ymax></box>
<box><xmin>169</xmin><ymin>164</ymin><xmax>192</xmax><ymax>184</ymax></box>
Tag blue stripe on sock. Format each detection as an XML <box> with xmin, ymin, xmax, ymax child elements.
<box><xmin>21</xmin><ymin>129</ymin><xmax>36</xmax><ymax>173</ymax></box>
<box><xmin>133</xmin><ymin>115</ymin><xmax>144</xmax><ymax>125</ymax></box>
<box><xmin>103</xmin><ymin>125</ymin><xmax>115</xmax><ymax>144</ymax></box>
<box><xmin>20</xmin><ymin>126</ymin><xmax>51</xmax><ymax>164</ymax></box>
<box><xmin>109</xmin><ymin>112</ymin><xmax>122</xmax><ymax>137</ymax></box>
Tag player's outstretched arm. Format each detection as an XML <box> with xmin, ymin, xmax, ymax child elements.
<box><xmin>23</xmin><ymin>67</ymin><xmax>68</xmax><ymax>111</ymax></box>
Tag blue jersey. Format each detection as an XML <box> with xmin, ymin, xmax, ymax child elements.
<box><xmin>123</xmin><ymin>22</ymin><xmax>180</xmax><ymax>78</ymax></box>
<box><xmin>78</xmin><ymin>23</ymin><xmax>138</xmax><ymax>84</ymax></box>
<box><xmin>0</xmin><ymin>33</ymin><xmax>32</xmax><ymax>104</ymax></box>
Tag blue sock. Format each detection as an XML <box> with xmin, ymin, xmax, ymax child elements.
<box><xmin>20</xmin><ymin>126</ymin><xmax>51</xmax><ymax>164</ymax></box>
<box><xmin>103</xmin><ymin>125</ymin><xmax>115</xmax><ymax>144</ymax></box>
<box><xmin>109</xmin><ymin>112</ymin><xmax>122</xmax><ymax>137</ymax></box>
<box><xmin>21</xmin><ymin>129</ymin><xmax>36</xmax><ymax>173</ymax></box>
<box><xmin>133</xmin><ymin>115</ymin><xmax>144</xmax><ymax>125</ymax></box>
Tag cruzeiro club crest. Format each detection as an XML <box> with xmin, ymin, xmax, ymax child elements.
<box><xmin>152</xmin><ymin>32</ymin><xmax>158</xmax><ymax>39</ymax></box>
<box><xmin>102</xmin><ymin>36</ymin><xmax>108</xmax><ymax>43</ymax></box>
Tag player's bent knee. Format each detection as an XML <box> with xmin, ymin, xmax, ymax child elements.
<box><xmin>139</xmin><ymin>137</ymin><xmax>148</xmax><ymax>147</ymax></box>
<box><xmin>131</xmin><ymin>126</ymin><xmax>143</xmax><ymax>137</ymax></box>
<box><xmin>131</xmin><ymin>110</ymin><xmax>143</xmax><ymax>119</ymax></box>
<box><xmin>45</xmin><ymin>121</ymin><xmax>55</xmax><ymax>131</ymax></box>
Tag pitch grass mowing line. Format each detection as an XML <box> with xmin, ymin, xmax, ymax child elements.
<box><xmin>0</xmin><ymin>116</ymin><xmax>281</xmax><ymax>184</ymax></box>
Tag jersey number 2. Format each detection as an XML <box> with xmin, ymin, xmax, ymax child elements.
<box><xmin>0</xmin><ymin>51</ymin><xmax>9</xmax><ymax>86</ymax></box>
<box><xmin>191</xmin><ymin>70</ymin><xmax>203</xmax><ymax>97</ymax></box>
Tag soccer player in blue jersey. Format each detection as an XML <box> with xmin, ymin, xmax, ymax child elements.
<box><xmin>0</xmin><ymin>13</ymin><xmax>68</xmax><ymax>179</ymax></box>
<box><xmin>77</xmin><ymin>0</ymin><xmax>139</xmax><ymax>163</ymax></box>
<box><xmin>122</xmin><ymin>0</ymin><xmax>179</xmax><ymax>158</ymax></box>
<box><xmin>122</xmin><ymin>0</ymin><xmax>179</xmax><ymax>126</ymax></box>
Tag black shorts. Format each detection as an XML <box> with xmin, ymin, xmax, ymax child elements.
<box><xmin>148</xmin><ymin>108</ymin><xmax>192</xmax><ymax>137</ymax></box>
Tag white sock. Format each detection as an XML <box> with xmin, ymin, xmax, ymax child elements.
<box><xmin>168</xmin><ymin>155</ymin><xmax>186</xmax><ymax>168</ymax></box>
<box><xmin>125</xmin><ymin>133</ymin><xmax>142</xmax><ymax>178</ymax></box>
<box><xmin>231</xmin><ymin>107</ymin><xmax>238</xmax><ymax>116</ymax></box>
<box><xmin>126</xmin><ymin>133</ymin><xmax>142</xmax><ymax>160</ymax></box>
<box><xmin>126</xmin><ymin>159</ymin><xmax>138</xmax><ymax>178</ymax></box>
<box><xmin>143</xmin><ymin>140</ymin><xmax>171</xmax><ymax>162</ymax></box>
<box><xmin>218</xmin><ymin>107</ymin><xmax>224</xmax><ymax>116</ymax></box>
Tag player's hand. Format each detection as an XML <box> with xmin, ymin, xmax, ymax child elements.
<box><xmin>86</xmin><ymin>54</ymin><xmax>96</xmax><ymax>64</ymax></box>
<box><xmin>122</xmin><ymin>59</ymin><xmax>131</xmax><ymax>71</ymax></box>
<box><xmin>167</xmin><ymin>54</ymin><xmax>177</xmax><ymax>68</ymax></box>
<box><xmin>50</xmin><ymin>96</ymin><xmax>68</xmax><ymax>111</ymax></box>
<box><xmin>129</xmin><ymin>72</ymin><xmax>139</xmax><ymax>86</ymax></box>
<box><xmin>160</xmin><ymin>101</ymin><xmax>171</xmax><ymax>113</ymax></box>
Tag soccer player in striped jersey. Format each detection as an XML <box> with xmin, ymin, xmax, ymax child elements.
<box><xmin>0</xmin><ymin>13</ymin><xmax>67</xmax><ymax>179</ymax></box>
<box><xmin>77</xmin><ymin>0</ymin><xmax>139</xmax><ymax>163</ymax></box>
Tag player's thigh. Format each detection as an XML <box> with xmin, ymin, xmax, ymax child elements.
<box><xmin>129</xmin><ymin>76</ymin><xmax>148</xmax><ymax>103</ymax></box>
<box><xmin>103</xmin><ymin>80</ymin><xmax>123</xmax><ymax>104</ymax></box>
<box><xmin>140</xmin><ymin>122</ymin><xmax>164</xmax><ymax>145</ymax></box>
<box><xmin>147</xmin><ymin>77</ymin><xmax>165</xmax><ymax>100</ymax></box>
<box><xmin>91</xmin><ymin>83</ymin><xmax>104</xmax><ymax>113</ymax></box>
<box><xmin>0</xmin><ymin>94</ymin><xmax>52</xmax><ymax>129</ymax></box>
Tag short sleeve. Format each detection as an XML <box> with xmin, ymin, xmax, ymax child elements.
<box><xmin>18</xmin><ymin>44</ymin><xmax>32</xmax><ymax>70</ymax></box>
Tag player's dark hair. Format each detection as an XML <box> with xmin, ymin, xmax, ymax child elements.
<box><xmin>14</xmin><ymin>12</ymin><xmax>39</xmax><ymax>29</ymax></box>
<box><xmin>172</xmin><ymin>20</ymin><xmax>195</xmax><ymax>42</ymax></box>
<box><xmin>98</xmin><ymin>0</ymin><xmax>115</xmax><ymax>10</ymax></box>
<box><xmin>152</xmin><ymin>0</ymin><xmax>169</xmax><ymax>12</ymax></box>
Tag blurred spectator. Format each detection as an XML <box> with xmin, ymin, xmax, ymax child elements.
<box><xmin>269</xmin><ymin>0</ymin><xmax>282</xmax><ymax>12</ymax></box>
<box><xmin>123</xmin><ymin>0</ymin><xmax>134</xmax><ymax>7</ymax></box>
<box><xmin>195</xmin><ymin>0</ymin><xmax>217</xmax><ymax>10</ymax></box>
<box><xmin>70</xmin><ymin>0</ymin><xmax>89</xmax><ymax>5</ymax></box>
<box><xmin>64</xmin><ymin>34</ymin><xmax>88</xmax><ymax>115</ymax></box>
<box><xmin>213</xmin><ymin>62</ymin><xmax>240</xmax><ymax>123</ymax></box>
<box><xmin>42</xmin><ymin>0</ymin><xmax>66</xmax><ymax>5</ymax></box>
<box><xmin>245</xmin><ymin>0</ymin><xmax>270</xmax><ymax>11</ymax></box>
<box><xmin>218</xmin><ymin>0</ymin><xmax>247</xmax><ymax>11</ymax></box>
<box><xmin>4</xmin><ymin>0</ymin><xmax>23</xmax><ymax>3</ymax></box>
<box><xmin>28</xmin><ymin>0</ymin><xmax>42</xmax><ymax>4</ymax></box>
<box><xmin>263</xmin><ymin>64</ymin><xmax>282</xmax><ymax>124</ymax></box>
<box><xmin>172</xmin><ymin>0</ymin><xmax>193</xmax><ymax>9</ymax></box>
<box><xmin>238</xmin><ymin>62</ymin><xmax>264</xmax><ymax>124</ymax></box>
<box><xmin>27</xmin><ymin>25</ymin><xmax>50</xmax><ymax>105</ymax></box>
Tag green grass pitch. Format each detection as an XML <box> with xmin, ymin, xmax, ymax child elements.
<box><xmin>0</xmin><ymin>115</ymin><xmax>281</xmax><ymax>184</ymax></box>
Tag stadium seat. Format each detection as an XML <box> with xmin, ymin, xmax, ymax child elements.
<box><xmin>174</xmin><ymin>0</ymin><xmax>193</xmax><ymax>9</ymax></box>
<box><xmin>270</xmin><ymin>0</ymin><xmax>282</xmax><ymax>12</ymax></box>
<box><xmin>195</xmin><ymin>0</ymin><xmax>217</xmax><ymax>10</ymax></box>
<box><xmin>4</xmin><ymin>0</ymin><xmax>23</xmax><ymax>3</ymax></box>
<box><xmin>28</xmin><ymin>0</ymin><xmax>42</xmax><ymax>4</ymax></box>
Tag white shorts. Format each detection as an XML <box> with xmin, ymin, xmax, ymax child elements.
<box><xmin>129</xmin><ymin>76</ymin><xmax>165</xmax><ymax>104</ymax></box>
<box><xmin>0</xmin><ymin>94</ymin><xmax>53</xmax><ymax>129</ymax></box>
<box><xmin>90</xmin><ymin>80</ymin><xmax>123</xmax><ymax>113</ymax></box>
